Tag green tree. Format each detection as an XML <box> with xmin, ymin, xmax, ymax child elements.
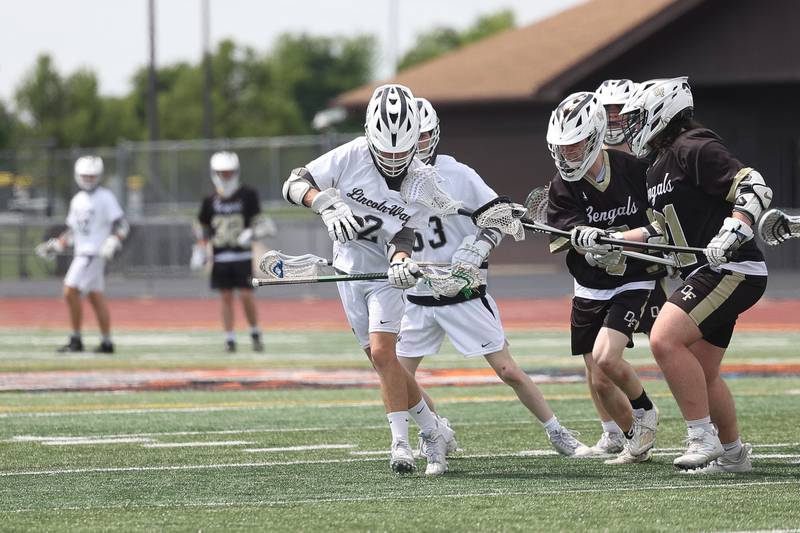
<box><xmin>0</xmin><ymin>101</ymin><xmax>17</xmax><ymax>149</ymax></box>
<box><xmin>397</xmin><ymin>10</ymin><xmax>515</xmax><ymax>71</ymax></box>
<box><xmin>14</xmin><ymin>55</ymin><xmax>65</xmax><ymax>145</ymax></box>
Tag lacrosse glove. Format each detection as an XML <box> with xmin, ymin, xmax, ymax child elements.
<box><xmin>311</xmin><ymin>188</ymin><xmax>363</xmax><ymax>244</ymax></box>
<box><xmin>387</xmin><ymin>257</ymin><xmax>420</xmax><ymax>289</ymax></box>
<box><xmin>705</xmin><ymin>217</ymin><xmax>753</xmax><ymax>267</ymax></box>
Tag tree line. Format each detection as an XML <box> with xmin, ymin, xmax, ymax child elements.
<box><xmin>0</xmin><ymin>10</ymin><xmax>513</xmax><ymax>151</ymax></box>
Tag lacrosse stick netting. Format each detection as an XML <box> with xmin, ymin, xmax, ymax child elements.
<box><xmin>258</xmin><ymin>250</ymin><xmax>333</xmax><ymax>279</ymax></box>
<box><xmin>401</xmin><ymin>165</ymin><xmax>466</xmax><ymax>216</ymax></box>
<box><xmin>423</xmin><ymin>263</ymin><xmax>484</xmax><ymax>298</ymax></box>
<box><xmin>758</xmin><ymin>208</ymin><xmax>800</xmax><ymax>246</ymax></box>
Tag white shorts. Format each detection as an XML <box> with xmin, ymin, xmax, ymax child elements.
<box><xmin>337</xmin><ymin>280</ymin><xmax>405</xmax><ymax>349</ymax></box>
<box><xmin>64</xmin><ymin>256</ymin><xmax>106</xmax><ymax>293</ymax></box>
<box><xmin>397</xmin><ymin>294</ymin><xmax>506</xmax><ymax>358</ymax></box>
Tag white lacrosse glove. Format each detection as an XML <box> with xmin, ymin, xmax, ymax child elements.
<box><xmin>311</xmin><ymin>188</ymin><xmax>363</xmax><ymax>244</ymax></box>
<box><xmin>705</xmin><ymin>216</ymin><xmax>753</xmax><ymax>267</ymax></box>
<box><xmin>100</xmin><ymin>235</ymin><xmax>122</xmax><ymax>260</ymax></box>
<box><xmin>571</xmin><ymin>225</ymin><xmax>611</xmax><ymax>254</ymax></box>
<box><xmin>190</xmin><ymin>244</ymin><xmax>208</xmax><ymax>271</ymax></box>
<box><xmin>584</xmin><ymin>248</ymin><xmax>623</xmax><ymax>269</ymax></box>
<box><xmin>35</xmin><ymin>238</ymin><xmax>63</xmax><ymax>261</ymax></box>
<box><xmin>387</xmin><ymin>257</ymin><xmax>420</xmax><ymax>289</ymax></box>
<box><xmin>236</xmin><ymin>228</ymin><xmax>254</xmax><ymax>247</ymax></box>
<box><xmin>451</xmin><ymin>235</ymin><xmax>492</xmax><ymax>269</ymax></box>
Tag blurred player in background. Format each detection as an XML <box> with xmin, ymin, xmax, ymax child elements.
<box><xmin>546</xmin><ymin>92</ymin><xmax>663</xmax><ymax>464</ymax></box>
<box><xmin>192</xmin><ymin>151</ymin><xmax>269</xmax><ymax>353</ymax></box>
<box><xmin>595</xmin><ymin>79</ymin><xmax>637</xmax><ymax>154</ymax></box>
<box><xmin>36</xmin><ymin>156</ymin><xmax>129</xmax><ymax>353</ymax></box>
<box><xmin>397</xmin><ymin>98</ymin><xmax>587</xmax><ymax>457</ymax></box>
<box><xmin>279</xmin><ymin>84</ymin><xmax>453</xmax><ymax>475</ymax></box>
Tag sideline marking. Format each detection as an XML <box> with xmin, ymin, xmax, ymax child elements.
<box><xmin>242</xmin><ymin>444</ymin><xmax>356</xmax><ymax>453</ymax></box>
<box><xmin>142</xmin><ymin>441</ymin><xmax>254</xmax><ymax>448</ymax></box>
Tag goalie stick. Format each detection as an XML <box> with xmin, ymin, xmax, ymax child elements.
<box><xmin>758</xmin><ymin>208</ymin><xmax>800</xmax><ymax>246</ymax></box>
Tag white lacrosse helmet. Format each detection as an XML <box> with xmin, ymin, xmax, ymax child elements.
<box><xmin>595</xmin><ymin>79</ymin><xmax>637</xmax><ymax>146</ymax></box>
<box><xmin>74</xmin><ymin>156</ymin><xmax>104</xmax><ymax>191</ymax></box>
<box><xmin>210</xmin><ymin>151</ymin><xmax>240</xmax><ymax>198</ymax></box>
<box><xmin>364</xmin><ymin>84</ymin><xmax>420</xmax><ymax>178</ymax></box>
<box><xmin>415</xmin><ymin>97</ymin><xmax>440</xmax><ymax>164</ymax></box>
<box><xmin>546</xmin><ymin>92</ymin><xmax>607</xmax><ymax>182</ymax></box>
<box><xmin>620</xmin><ymin>76</ymin><xmax>693</xmax><ymax>158</ymax></box>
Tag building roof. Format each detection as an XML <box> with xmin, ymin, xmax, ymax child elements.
<box><xmin>336</xmin><ymin>0</ymin><xmax>702</xmax><ymax>108</ymax></box>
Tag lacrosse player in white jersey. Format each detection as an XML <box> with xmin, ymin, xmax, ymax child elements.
<box><xmin>279</xmin><ymin>84</ymin><xmax>454</xmax><ymax>475</ymax></box>
<box><xmin>36</xmin><ymin>156</ymin><xmax>129</xmax><ymax>353</ymax></box>
<box><xmin>396</xmin><ymin>98</ymin><xmax>587</xmax><ymax>456</ymax></box>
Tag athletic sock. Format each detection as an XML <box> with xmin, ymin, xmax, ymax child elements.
<box><xmin>71</xmin><ymin>331</ymin><xmax>81</xmax><ymax>340</ymax></box>
<box><xmin>387</xmin><ymin>411</ymin><xmax>410</xmax><ymax>443</ymax></box>
<box><xmin>601</xmin><ymin>420</ymin><xmax>622</xmax><ymax>435</ymax></box>
<box><xmin>630</xmin><ymin>389</ymin><xmax>654</xmax><ymax>411</ymax></box>
<box><xmin>542</xmin><ymin>416</ymin><xmax>561</xmax><ymax>434</ymax></box>
<box><xmin>408</xmin><ymin>399</ymin><xmax>437</xmax><ymax>433</ymax></box>
<box><xmin>225</xmin><ymin>331</ymin><xmax>235</xmax><ymax>343</ymax></box>
<box><xmin>722</xmin><ymin>438</ymin><xmax>743</xmax><ymax>455</ymax></box>
<box><xmin>686</xmin><ymin>416</ymin><xmax>715</xmax><ymax>434</ymax></box>
<box><xmin>101</xmin><ymin>335</ymin><xmax>112</xmax><ymax>344</ymax></box>
<box><xmin>250</xmin><ymin>326</ymin><xmax>260</xmax><ymax>337</ymax></box>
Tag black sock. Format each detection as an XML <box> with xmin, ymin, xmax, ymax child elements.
<box><xmin>630</xmin><ymin>390</ymin><xmax>654</xmax><ymax>411</ymax></box>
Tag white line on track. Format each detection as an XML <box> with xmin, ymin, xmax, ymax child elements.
<box><xmin>4</xmin><ymin>480</ymin><xmax>800</xmax><ymax>514</ymax></box>
<box><xmin>142</xmin><ymin>441</ymin><xmax>255</xmax><ymax>448</ymax></box>
<box><xmin>242</xmin><ymin>444</ymin><xmax>356</xmax><ymax>453</ymax></box>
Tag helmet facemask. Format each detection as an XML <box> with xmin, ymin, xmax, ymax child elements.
<box><xmin>365</xmin><ymin>85</ymin><xmax>420</xmax><ymax>179</ymax></box>
<box><xmin>546</xmin><ymin>92</ymin><xmax>607</xmax><ymax>182</ymax></box>
<box><xmin>210</xmin><ymin>151</ymin><xmax>240</xmax><ymax>198</ymax></box>
<box><xmin>604</xmin><ymin>105</ymin><xmax>627</xmax><ymax>146</ymax></box>
<box><xmin>74</xmin><ymin>156</ymin><xmax>104</xmax><ymax>191</ymax></box>
<box><xmin>417</xmin><ymin>125</ymin><xmax>440</xmax><ymax>165</ymax></box>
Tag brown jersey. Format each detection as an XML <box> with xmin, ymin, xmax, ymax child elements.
<box><xmin>548</xmin><ymin>149</ymin><xmax>665</xmax><ymax>290</ymax></box>
<box><xmin>645</xmin><ymin>128</ymin><xmax>764</xmax><ymax>278</ymax></box>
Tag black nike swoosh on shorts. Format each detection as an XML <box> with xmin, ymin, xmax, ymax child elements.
<box><xmin>481</xmin><ymin>342</ymin><xmax>492</xmax><ymax>348</ymax></box>
<box><xmin>379</xmin><ymin>320</ymin><xmax>392</xmax><ymax>324</ymax></box>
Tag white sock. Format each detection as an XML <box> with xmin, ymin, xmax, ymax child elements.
<box><xmin>387</xmin><ymin>411</ymin><xmax>409</xmax><ymax>443</ymax></box>
<box><xmin>101</xmin><ymin>335</ymin><xmax>112</xmax><ymax>344</ymax></box>
<box><xmin>686</xmin><ymin>416</ymin><xmax>714</xmax><ymax>433</ymax></box>
<box><xmin>601</xmin><ymin>420</ymin><xmax>622</xmax><ymax>434</ymax></box>
<box><xmin>722</xmin><ymin>438</ymin><xmax>742</xmax><ymax>454</ymax></box>
<box><xmin>408</xmin><ymin>399</ymin><xmax>437</xmax><ymax>433</ymax></box>
<box><xmin>542</xmin><ymin>416</ymin><xmax>561</xmax><ymax>434</ymax></box>
<box><xmin>71</xmin><ymin>331</ymin><xmax>81</xmax><ymax>339</ymax></box>
<box><xmin>250</xmin><ymin>326</ymin><xmax>260</xmax><ymax>336</ymax></box>
<box><xmin>225</xmin><ymin>331</ymin><xmax>235</xmax><ymax>342</ymax></box>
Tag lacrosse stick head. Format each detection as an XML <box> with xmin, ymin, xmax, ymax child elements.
<box><xmin>424</xmin><ymin>263</ymin><xmax>484</xmax><ymax>299</ymax></box>
<box><xmin>400</xmin><ymin>165</ymin><xmax>463</xmax><ymax>216</ymax></box>
<box><xmin>258</xmin><ymin>250</ymin><xmax>331</xmax><ymax>279</ymax></box>
<box><xmin>758</xmin><ymin>208</ymin><xmax>799</xmax><ymax>246</ymax></box>
<box><xmin>523</xmin><ymin>185</ymin><xmax>550</xmax><ymax>225</ymax></box>
<box><xmin>470</xmin><ymin>196</ymin><xmax>526</xmax><ymax>242</ymax></box>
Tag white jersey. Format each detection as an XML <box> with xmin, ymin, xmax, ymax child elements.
<box><xmin>65</xmin><ymin>187</ymin><xmax>124</xmax><ymax>256</ymax></box>
<box><xmin>305</xmin><ymin>137</ymin><xmax>431</xmax><ymax>274</ymax></box>
<box><xmin>407</xmin><ymin>154</ymin><xmax>498</xmax><ymax>297</ymax></box>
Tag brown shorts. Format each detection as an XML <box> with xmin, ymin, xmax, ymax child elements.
<box><xmin>570</xmin><ymin>289</ymin><xmax>650</xmax><ymax>356</ymax></box>
<box><xmin>668</xmin><ymin>267</ymin><xmax>767</xmax><ymax>348</ymax></box>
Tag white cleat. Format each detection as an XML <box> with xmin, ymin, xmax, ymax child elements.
<box><xmin>547</xmin><ymin>427</ymin><xmax>588</xmax><ymax>457</ymax></box>
<box><xmin>419</xmin><ymin>426</ymin><xmax>449</xmax><ymax>475</ymax></box>
<box><xmin>574</xmin><ymin>431</ymin><xmax>625</xmax><ymax>457</ymax></box>
<box><xmin>673</xmin><ymin>426</ymin><xmax>724</xmax><ymax>470</ymax></box>
<box><xmin>683</xmin><ymin>443</ymin><xmax>753</xmax><ymax>474</ymax></box>
<box><xmin>627</xmin><ymin>406</ymin><xmax>659</xmax><ymax>456</ymax></box>
<box><xmin>390</xmin><ymin>439</ymin><xmax>416</xmax><ymax>474</ymax></box>
<box><xmin>604</xmin><ymin>443</ymin><xmax>652</xmax><ymax>465</ymax></box>
<box><xmin>437</xmin><ymin>416</ymin><xmax>459</xmax><ymax>454</ymax></box>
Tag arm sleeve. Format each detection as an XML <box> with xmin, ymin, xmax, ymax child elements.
<box><xmin>546</xmin><ymin>178</ymin><xmax>587</xmax><ymax>253</ymax></box>
<box><xmin>244</xmin><ymin>188</ymin><xmax>261</xmax><ymax>227</ymax></box>
<box><xmin>198</xmin><ymin>198</ymin><xmax>212</xmax><ymax>227</ymax></box>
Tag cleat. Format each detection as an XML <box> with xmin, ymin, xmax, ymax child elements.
<box><xmin>604</xmin><ymin>443</ymin><xmax>652</xmax><ymax>465</ymax></box>
<box><xmin>57</xmin><ymin>336</ymin><xmax>84</xmax><ymax>353</ymax></box>
<box><xmin>93</xmin><ymin>340</ymin><xmax>115</xmax><ymax>354</ymax></box>
<box><xmin>627</xmin><ymin>406</ymin><xmax>659</xmax><ymax>456</ymax></box>
<box><xmin>225</xmin><ymin>340</ymin><xmax>236</xmax><ymax>353</ymax></box>
<box><xmin>390</xmin><ymin>439</ymin><xmax>416</xmax><ymax>474</ymax></box>
<box><xmin>437</xmin><ymin>416</ymin><xmax>458</xmax><ymax>454</ymax></box>
<box><xmin>547</xmin><ymin>427</ymin><xmax>587</xmax><ymax>457</ymax></box>
<box><xmin>673</xmin><ymin>426</ymin><xmax>724</xmax><ymax>470</ymax></box>
<box><xmin>683</xmin><ymin>443</ymin><xmax>752</xmax><ymax>474</ymax></box>
<box><xmin>574</xmin><ymin>431</ymin><xmax>625</xmax><ymax>457</ymax></box>
<box><xmin>251</xmin><ymin>333</ymin><xmax>264</xmax><ymax>352</ymax></box>
<box><xmin>419</xmin><ymin>425</ymin><xmax>449</xmax><ymax>475</ymax></box>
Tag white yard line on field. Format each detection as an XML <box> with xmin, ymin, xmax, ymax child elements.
<box><xmin>142</xmin><ymin>441</ymin><xmax>254</xmax><ymax>448</ymax></box>
<box><xmin>242</xmin><ymin>444</ymin><xmax>357</xmax><ymax>453</ymax></box>
<box><xmin>41</xmin><ymin>437</ymin><xmax>154</xmax><ymax>446</ymax></box>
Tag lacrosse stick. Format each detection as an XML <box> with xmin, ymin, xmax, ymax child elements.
<box><xmin>522</xmin><ymin>185</ymin><xmax>679</xmax><ymax>267</ymax></box>
<box><xmin>758</xmin><ymin>208</ymin><xmax>800</xmax><ymax>246</ymax></box>
<box><xmin>401</xmin><ymin>166</ymin><xmax>527</xmax><ymax>241</ymax></box>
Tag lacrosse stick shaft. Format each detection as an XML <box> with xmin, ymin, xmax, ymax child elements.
<box><xmin>253</xmin><ymin>272</ymin><xmax>388</xmax><ymax>287</ymax></box>
<box><xmin>520</xmin><ymin>218</ymin><xmax>706</xmax><ymax>254</ymax></box>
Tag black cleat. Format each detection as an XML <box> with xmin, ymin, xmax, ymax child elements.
<box><xmin>251</xmin><ymin>333</ymin><xmax>264</xmax><ymax>352</ymax></box>
<box><xmin>94</xmin><ymin>341</ymin><xmax>115</xmax><ymax>354</ymax></box>
<box><xmin>57</xmin><ymin>336</ymin><xmax>84</xmax><ymax>353</ymax></box>
<box><xmin>225</xmin><ymin>340</ymin><xmax>237</xmax><ymax>353</ymax></box>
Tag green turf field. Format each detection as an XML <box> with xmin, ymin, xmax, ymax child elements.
<box><xmin>1</xmin><ymin>328</ymin><xmax>799</xmax><ymax>531</ymax></box>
